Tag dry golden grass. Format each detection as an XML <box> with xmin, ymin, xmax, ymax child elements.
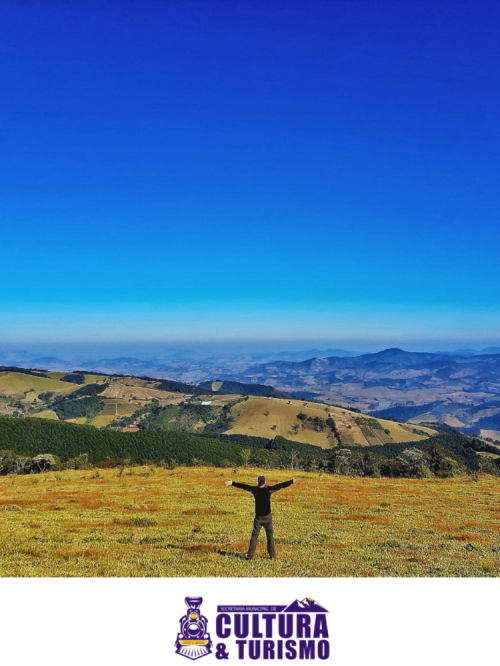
<box><xmin>1</xmin><ymin>467</ymin><xmax>500</xmax><ymax>577</ymax></box>
<box><xmin>101</xmin><ymin>383</ymin><xmax>188</xmax><ymax>402</ymax></box>
<box><xmin>374</xmin><ymin>418</ymin><xmax>437</xmax><ymax>442</ymax></box>
<box><xmin>0</xmin><ymin>372</ymin><xmax>78</xmax><ymax>399</ymax></box>
<box><xmin>226</xmin><ymin>397</ymin><xmax>436</xmax><ymax>448</ymax></box>
<box><xmin>227</xmin><ymin>398</ymin><xmax>340</xmax><ymax>448</ymax></box>
<box><xmin>90</xmin><ymin>414</ymin><xmax>117</xmax><ymax>428</ymax></box>
<box><xmin>27</xmin><ymin>410</ymin><xmax>59</xmax><ymax>420</ymax></box>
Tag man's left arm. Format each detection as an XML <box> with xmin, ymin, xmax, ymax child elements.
<box><xmin>269</xmin><ymin>477</ymin><xmax>299</xmax><ymax>493</ymax></box>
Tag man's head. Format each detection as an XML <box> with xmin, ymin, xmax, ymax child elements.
<box><xmin>257</xmin><ymin>475</ymin><xmax>266</xmax><ymax>487</ymax></box>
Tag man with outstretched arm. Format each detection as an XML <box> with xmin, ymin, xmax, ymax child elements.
<box><xmin>224</xmin><ymin>474</ymin><xmax>299</xmax><ymax>560</ymax></box>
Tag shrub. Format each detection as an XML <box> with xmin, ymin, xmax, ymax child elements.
<box><xmin>396</xmin><ymin>449</ymin><xmax>433</xmax><ymax>478</ymax></box>
<box><xmin>60</xmin><ymin>373</ymin><xmax>86</xmax><ymax>384</ymax></box>
<box><xmin>424</xmin><ymin>444</ymin><xmax>465</xmax><ymax>478</ymax></box>
<box><xmin>381</xmin><ymin>458</ymin><xmax>409</xmax><ymax>478</ymax></box>
<box><xmin>0</xmin><ymin>450</ymin><xmax>20</xmax><ymax>475</ymax></box>
<box><xmin>31</xmin><ymin>454</ymin><xmax>61</xmax><ymax>473</ymax></box>
<box><xmin>65</xmin><ymin>453</ymin><xmax>92</xmax><ymax>470</ymax></box>
<box><xmin>240</xmin><ymin>448</ymin><xmax>252</xmax><ymax>467</ymax></box>
<box><xmin>249</xmin><ymin>449</ymin><xmax>280</xmax><ymax>469</ymax></box>
<box><xmin>363</xmin><ymin>452</ymin><xmax>387</xmax><ymax>478</ymax></box>
<box><xmin>326</xmin><ymin>449</ymin><xmax>354</xmax><ymax>475</ymax></box>
<box><xmin>1</xmin><ymin>450</ymin><xmax>62</xmax><ymax>475</ymax></box>
<box><xmin>12</xmin><ymin>456</ymin><xmax>32</xmax><ymax>474</ymax></box>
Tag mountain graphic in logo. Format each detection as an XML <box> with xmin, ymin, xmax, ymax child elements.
<box><xmin>283</xmin><ymin>598</ymin><xmax>328</xmax><ymax>613</ymax></box>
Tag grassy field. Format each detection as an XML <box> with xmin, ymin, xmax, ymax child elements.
<box><xmin>27</xmin><ymin>410</ymin><xmax>59</xmax><ymax>420</ymax></box>
<box><xmin>100</xmin><ymin>401</ymin><xmax>138</xmax><ymax>416</ymax></box>
<box><xmin>227</xmin><ymin>397</ymin><xmax>343</xmax><ymax>448</ymax></box>
<box><xmin>0</xmin><ymin>372</ymin><xmax>78</xmax><ymax>398</ymax></box>
<box><xmin>1</xmin><ymin>466</ymin><xmax>500</xmax><ymax>577</ymax></box>
<box><xmin>90</xmin><ymin>414</ymin><xmax>118</xmax><ymax>428</ymax></box>
<box><xmin>101</xmin><ymin>384</ymin><xmax>187</xmax><ymax>401</ymax></box>
<box><xmin>227</xmin><ymin>397</ymin><xmax>335</xmax><ymax>448</ymax></box>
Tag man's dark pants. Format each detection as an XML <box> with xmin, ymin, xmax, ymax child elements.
<box><xmin>247</xmin><ymin>514</ymin><xmax>275</xmax><ymax>559</ymax></box>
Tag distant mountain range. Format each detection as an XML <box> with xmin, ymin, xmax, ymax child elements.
<box><xmin>240</xmin><ymin>347</ymin><xmax>500</xmax><ymax>378</ymax></box>
<box><xmin>439</xmin><ymin>347</ymin><xmax>500</xmax><ymax>356</ymax></box>
<box><xmin>266</xmin><ymin>349</ymin><xmax>362</xmax><ymax>360</ymax></box>
<box><xmin>227</xmin><ymin>348</ymin><xmax>500</xmax><ymax>438</ymax></box>
<box><xmin>2</xmin><ymin>346</ymin><xmax>499</xmax><ymax>374</ymax></box>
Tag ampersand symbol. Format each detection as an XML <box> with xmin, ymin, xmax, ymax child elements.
<box><xmin>215</xmin><ymin>643</ymin><xmax>229</xmax><ymax>660</ymax></box>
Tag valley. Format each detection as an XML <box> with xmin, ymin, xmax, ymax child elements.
<box><xmin>0</xmin><ymin>366</ymin><xmax>437</xmax><ymax>448</ymax></box>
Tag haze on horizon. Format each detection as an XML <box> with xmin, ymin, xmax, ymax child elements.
<box><xmin>1</xmin><ymin>1</ymin><xmax>499</xmax><ymax>347</ymax></box>
<box><xmin>2</xmin><ymin>338</ymin><xmax>500</xmax><ymax>362</ymax></box>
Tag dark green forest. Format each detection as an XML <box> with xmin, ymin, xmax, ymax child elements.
<box><xmin>59</xmin><ymin>372</ymin><xmax>86</xmax><ymax>384</ymax></box>
<box><xmin>41</xmin><ymin>382</ymin><xmax>109</xmax><ymax>420</ymax></box>
<box><xmin>198</xmin><ymin>380</ymin><xmax>294</xmax><ymax>398</ymax></box>
<box><xmin>0</xmin><ymin>416</ymin><xmax>242</xmax><ymax>467</ymax></box>
<box><xmin>156</xmin><ymin>379</ymin><xmax>207</xmax><ymax>394</ymax></box>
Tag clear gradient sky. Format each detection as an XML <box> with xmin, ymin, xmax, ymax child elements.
<box><xmin>1</xmin><ymin>1</ymin><xmax>499</xmax><ymax>349</ymax></box>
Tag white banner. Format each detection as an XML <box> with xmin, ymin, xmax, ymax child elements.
<box><xmin>0</xmin><ymin>577</ymin><xmax>497</xmax><ymax>665</ymax></box>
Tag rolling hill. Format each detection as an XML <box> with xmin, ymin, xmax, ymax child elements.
<box><xmin>225</xmin><ymin>397</ymin><xmax>436</xmax><ymax>448</ymax></box>
<box><xmin>0</xmin><ymin>370</ymin><xmax>80</xmax><ymax>398</ymax></box>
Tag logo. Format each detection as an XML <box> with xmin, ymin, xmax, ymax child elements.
<box><xmin>175</xmin><ymin>597</ymin><xmax>213</xmax><ymax>660</ymax></box>
<box><xmin>215</xmin><ymin>597</ymin><xmax>330</xmax><ymax>660</ymax></box>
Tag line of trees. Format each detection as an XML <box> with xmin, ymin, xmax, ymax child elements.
<box><xmin>1</xmin><ymin>415</ymin><xmax>498</xmax><ymax>478</ymax></box>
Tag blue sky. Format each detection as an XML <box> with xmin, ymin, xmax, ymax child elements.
<box><xmin>1</xmin><ymin>1</ymin><xmax>499</xmax><ymax>349</ymax></box>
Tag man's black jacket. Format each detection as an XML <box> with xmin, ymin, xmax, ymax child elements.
<box><xmin>232</xmin><ymin>480</ymin><xmax>293</xmax><ymax>516</ymax></box>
